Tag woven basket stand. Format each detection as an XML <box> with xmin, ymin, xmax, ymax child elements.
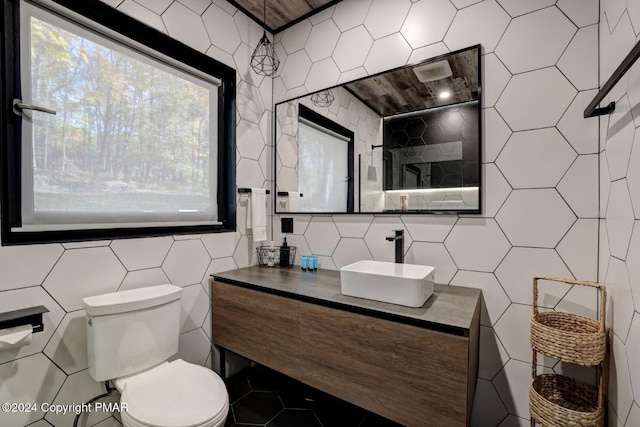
<box><xmin>529</xmin><ymin>275</ymin><xmax>607</xmax><ymax>427</ymax></box>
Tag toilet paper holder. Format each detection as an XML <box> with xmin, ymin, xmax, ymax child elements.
<box><xmin>0</xmin><ymin>305</ymin><xmax>49</xmax><ymax>333</ymax></box>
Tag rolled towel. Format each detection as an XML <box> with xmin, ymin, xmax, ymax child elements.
<box><xmin>288</xmin><ymin>192</ymin><xmax>301</xmax><ymax>212</ymax></box>
<box><xmin>249</xmin><ymin>188</ymin><xmax>267</xmax><ymax>242</ymax></box>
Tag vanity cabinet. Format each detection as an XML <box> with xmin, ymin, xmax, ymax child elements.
<box><xmin>211</xmin><ymin>281</ymin><xmax>301</xmax><ymax>379</ymax></box>
<box><xmin>211</xmin><ymin>267</ymin><xmax>480</xmax><ymax>427</ymax></box>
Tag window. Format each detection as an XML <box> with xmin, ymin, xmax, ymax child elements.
<box><xmin>298</xmin><ymin>104</ymin><xmax>354</xmax><ymax>212</ymax></box>
<box><xmin>1</xmin><ymin>0</ymin><xmax>236</xmax><ymax>244</ymax></box>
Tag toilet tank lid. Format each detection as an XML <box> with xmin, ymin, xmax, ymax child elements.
<box><xmin>83</xmin><ymin>285</ymin><xmax>182</xmax><ymax>316</ymax></box>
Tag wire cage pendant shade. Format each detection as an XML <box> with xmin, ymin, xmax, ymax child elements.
<box><xmin>251</xmin><ymin>0</ymin><xmax>279</xmax><ymax>76</ymax></box>
<box><xmin>251</xmin><ymin>31</ymin><xmax>280</xmax><ymax>76</ymax></box>
<box><xmin>310</xmin><ymin>89</ymin><xmax>335</xmax><ymax>107</ymax></box>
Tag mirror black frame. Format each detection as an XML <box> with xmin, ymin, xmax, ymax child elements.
<box><xmin>274</xmin><ymin>44</ymin><xmax>482</xmax><ymax>215</ymax></box>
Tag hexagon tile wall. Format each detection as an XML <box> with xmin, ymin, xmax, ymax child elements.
<box><xmin>272</xmin><ymin>0</ymin><xmax>602</xmax><ymax>426</ymax></box>
<box><xmin>2</xmin><ymin>0</ymin><xmax>638</xmax><ymax>426</ymax></box>
<box><xmin>600</xmin><ymin>0</ymin><xmax>640</xmax><ymax>425</ymax></box>
<box><xmin>0</xmin><ymin>0</ymin><xmax>270</xmax><ymax>426</ymax></box>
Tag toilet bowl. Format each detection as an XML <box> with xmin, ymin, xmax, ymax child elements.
<box><xmin>82</xmin><ymin>285</ymin><xmax>229</xmax><ymax>427</ymax></box>
<box><xmin>116</xmin><ymin>359</ymin><xmax>228</xmax><ymax>427</ymax></box>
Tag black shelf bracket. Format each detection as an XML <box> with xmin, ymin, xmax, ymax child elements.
<box><xmin>238</xmin><ymin>188</ymin><xmax>270</xmax><ymax>194</ymax></box>
<box><xmin>276</xmin><ymin>192</ymin><xmax>303</xmax><ymax>197</ymax></box>
<box><xmin>585</xmin><ymin>40</ymin><xmax>640</xmax><ymax>118</ymax></box>
<box><xmin>0</xmin><ymin>305</ymin><xmax>49</xmax><ymax>333</ymax></box>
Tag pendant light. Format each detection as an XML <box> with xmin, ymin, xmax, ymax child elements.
<box><xmin>250</xmin><ymin>0</ymin><xmax>280</xmax><ymax>76</ymax></box>
<box><xmin>310</xmin><ymin>89</ymin><xmax>335</xmax><ymax>107</ymax></box>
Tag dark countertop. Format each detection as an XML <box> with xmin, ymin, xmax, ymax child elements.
<box><xmin>212</xmin><ymin>266</ymin><xmax>481</xmax><ymax>336</ymax></box>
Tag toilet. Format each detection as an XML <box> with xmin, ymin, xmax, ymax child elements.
<box><xmin>83</xmin><ymin>285</ymin><xmax>229</xmax><ymax>427</ymax></box>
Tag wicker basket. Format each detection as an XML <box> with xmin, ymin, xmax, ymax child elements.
<box><xmin>529</xmin><ymin>275</ymin><xmax>607</xmax><ymax>427</ymax></box>
<box><xmin>529</xmin><ymin>374</ymin><xmax>604</xmax><ymax>427</ymax></box>
<box><xmin>530</xmin><ymin>276</ymin><xmax>606</xmax><ymax>366</ymax></box>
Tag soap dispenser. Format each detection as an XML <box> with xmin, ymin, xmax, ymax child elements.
<box><xmin>279</xmin><ymin>236</ymin><xmax>290</xmax><ymax>267</ymax></box>
<box><xmin>279</xmin><ymin>217</ymin><xmax>294</xmax><ymax>268</ymax></box>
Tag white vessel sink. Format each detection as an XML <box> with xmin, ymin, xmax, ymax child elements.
<box><xmin>339</xmin><ymin>260</ymin><xmax>435</xmax><ymax>307</ymax></box>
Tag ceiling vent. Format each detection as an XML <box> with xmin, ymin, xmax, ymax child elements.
<box><xmin>412</xmin><ymin>60</ymin><xmax>452</xmax><ymax>83</ymax></box>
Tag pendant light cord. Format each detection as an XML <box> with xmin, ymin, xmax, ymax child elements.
<box><xmin>263</xmin><ymin>0</ymin><xmax>267</xmax><ymax>31</ymax></box>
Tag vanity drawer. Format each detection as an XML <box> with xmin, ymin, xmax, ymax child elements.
<box><xmin>300</xmin><ymin>303</ymin><xmax>469</xmax><ymax>427</ymax></box>
<box><xmin>211</xmin><ymin>281</ymin><xmax>302</xmax><ymax>379</ymax></box>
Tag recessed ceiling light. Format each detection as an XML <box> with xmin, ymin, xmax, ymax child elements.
<box><xmin>439</xmin><ymin>91</ymin><xmax>451</xmax><ymax>99</ymax></box>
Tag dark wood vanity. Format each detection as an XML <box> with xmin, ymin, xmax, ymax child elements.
<box><xmin>211</xmin><ymin>267</ymin><xmax>480</xmax><ymax>427</ymax></box>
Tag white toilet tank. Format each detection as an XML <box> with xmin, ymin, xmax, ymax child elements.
<box><xmin>83</xmin><ymin>285</ymin><xmax>183</xmax><ymax>382</ymax></box>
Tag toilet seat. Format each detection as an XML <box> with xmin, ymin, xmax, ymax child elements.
<box><xmin>119</xmin><ymin>359</ymin><xmax>228</xmax><ymax>427</ymax></box>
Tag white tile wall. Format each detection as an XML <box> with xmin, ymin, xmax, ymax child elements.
<box><xmin>556</xmin><ymin>219</ymin><xmax>599</xmax><ymax>281</ymax></box>
<box><xmin>557</xmin><ymin>155</ymin><xmax>599</xmax><ymax>218</ymax></box>
<box><xmin>491</xmin><ymin>359</ymin><xmax>532</xmax><ymax>417</ymax></box>
<box><xmin>558</xmin><ymin>90</ymin><xmax>600</xmax><ymax>154</ymax></box>
<box><xmin>110</xmin><ymin>236</ymin><xmax>173</xmax><ymax>270</ymax></box>
<box><xmin>364</xmin><ymin>33</ymin><xmax>411</xmax><ymax>75</ymax></box>
<box><xmin>493</xmin><ymin>304</ymin><xmax>536</xmax><ymax>363</ymax></box>
<box><xmin>495</xmin><ymin>67</ymin><xmax>577</xmax><ymax>131</ymax></box>
<box><xmin>606</xmin><ymin>179</ymin><xmax>635</xmax><ymax>259</ymax></box>
<box><xmin>162</xmin><ymin>2</ymin><xmax>211</xmax><ymax>52</ymax></box>
<box><xmin>626</xmin><ymin>314</ymin><xmax>640</xmax><ymax>402</ymax></box>
<box><xmin>496</xmin><ymin>128</ymin><xmax>577</xmax><ymax>189</ymax></box>
<box><xmin>495</xmin><ymin>248</ymin><xmax>573</xmax><ymax>307</ymax></box>
<box><xmin>444</xmin><ymin>218</ymin><xmax>509</xmax><ymax>272</ymax></box>
<box><xmin>444</xmin><ymin>0</ymin><xmax>509</xmax><ymax>52</ymax></box>
<box><xmin>495</xmin><ymin>7</ymin><xmax>576</xmax><ymax>74</ymax></box>
<box><xmin>0</xmin><ymin>1</ymin><xmax>265</xmax><ymax>425</ymax></box>
<box><xmin>42</xmin><ymin>247</ymin><xmax>127</xmax><ymax>311</ymax></box>
<box><xmin>482</xmin><ymin>163</ymin><xmax>512</xmax><ymax>217</ymax></box>
<box><xmin>400</xmin><ymin>0</ymin><xmax>455</xmax><ymax>48</ymax></box>
<box><xmin>472</xmin><ymin>378</ymin><xmax>508</xmax><ymax>426</ymax></box>
<box><xmin>604</xmin><ymin>0</ymin><xmax>640</xmax><ymax>408</ymax></box>
<box><xmin>0</xmin><ymin>353</ymin><xmax>66</xmax><ymax>426</ymax></box>
<box><xmin>43</xmin><ymin>310</ymin><xmax>90</xmax><ymax>374</ymax></box>
<box><xmin>366</xmin><ymin>0</ymin><xmax>412</xmax><ymax>40</ymax></box>
<box><xmin>333</xmin><ymin>26</ymin><xmax>373</xmax><ymax>72</ymax></box>
<box><xmin>271</xmin><ymin>0</ymin><xmax>601</xmax><ymax>425</ymax></box>
<box><xmin>557</xmin><ymin>0</ymin><xmax>599</xmax><ymax>27</ymax></box>
<box><xmin>558</xmin><ymin>25</ymin><xmax>598</xmax><ymax>91</ymax></box>
<box><xmin>3</xmin><ymin>0</ymin><xmax>634</xmax><ymax>426</ymax></box>
<box><xmin>44</xmin><ymin>369</ymin><xmax>120</xmax><ymax>427</ymax></box>
<box><xmin>118</xmin><ymin>0</ymin><xmax>168</xmax><ymax>33</ymax></box>
<box><xmin>451</xmin><ymin>271</ymin><xmax>510</xmax><ymax>327</ymax></box>
<box><xmin>0</xmin><ymin>244</ymin><xmax>63</xmax><ymax>291</ymax></box>
<box><xmin>609</xmin><ymin>332</ymin><xmax>634</xmax><ymax>423</ymax></box>
<box><xmin>496</xmin><ymin>0</ymin><xmax>555</xmax><ymax>17</ymax></box>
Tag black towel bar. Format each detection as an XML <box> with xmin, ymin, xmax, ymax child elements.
<box><xmin>238</xmin><ymin>188</ymin><xmax>270</xmax><ymax>194</ymax></box>
<box><xmin>584</xmin><ymin>40</ymin><xmax>640</xmax><ymax>118</ymax></box>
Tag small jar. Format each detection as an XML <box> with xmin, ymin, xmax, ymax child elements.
<box><xmin>400</xmin><ymin>194</ymin><xmax>409</xmax><ymax>210</ymax></box>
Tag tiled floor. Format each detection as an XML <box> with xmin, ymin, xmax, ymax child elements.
<box><xmin>224</xmin><ymin>364</ymin><xmax>403</xmax><ymax>427</ymax></box>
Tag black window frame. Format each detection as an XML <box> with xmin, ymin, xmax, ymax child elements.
<box><xmin>297</xmin><ymin>103</ymin><xmax>355</xmax><ymax>213</ymax></box>
<box><xmin>0</xmin><ymin>0</ymin><xmax>236</xmax><ymax>245</ymax></box>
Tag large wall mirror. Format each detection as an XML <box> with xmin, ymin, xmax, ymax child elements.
<box><xmin>274</xmin><ymin>45</ymin><xmax>481</xmax><ymax>214</ymax></box>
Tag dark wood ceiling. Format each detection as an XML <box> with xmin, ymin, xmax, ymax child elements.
<box><xmin>343</xmin><ymin>47</ymin><xmax>480</xmax><ymax>117</ymax></box>
<box><xmin>228</xmin><ymin>0</ymin><xmax>343</xmax><ymax>33</ymax></box>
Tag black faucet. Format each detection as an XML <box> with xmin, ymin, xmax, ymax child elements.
<box><xmin>386</xmin><ymin>230</ymin><xmax>404</xmax><ymax>264</ymax></box>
